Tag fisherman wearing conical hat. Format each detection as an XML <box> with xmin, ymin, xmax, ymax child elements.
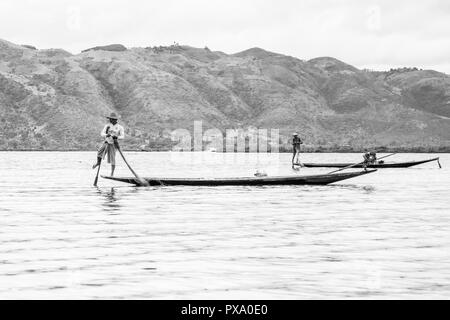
<box><xmin>92</xmin><ymin>112</ymin><xmax>125</xmax><ymax>177</ymax></box>
<box><xmin>292</xmin><ymin>132</ymin><xmax>303</xmax><ymax>168</ymax></box>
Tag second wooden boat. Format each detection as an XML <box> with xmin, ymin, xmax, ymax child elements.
<box><xmin>303</xmin><ymin>157</ymin><xmax>440</xmax><ymax>169</ymax></box>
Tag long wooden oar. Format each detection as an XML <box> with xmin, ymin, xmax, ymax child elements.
<box><xmin>93</xmin><ymin>164</ymin><xmax>102</xmax><ymax>187</ymax></box>
<box><xmin>93</xmin><ymin>146</ymin><xmax>108</xmax><ymax>187</ymax></box>
<box><xmin>328</xmin><ymin>153</ymin><xmax>397</xmax><ymax>174</ymax></box>
<box><xmin>116</xmin><ymin>143</ymin><xmax>149</xmax><ymax>187</ymax></box>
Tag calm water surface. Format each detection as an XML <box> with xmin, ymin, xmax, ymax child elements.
<box><xmin>0</xmin><ymin>152</ymin><xmax>449</xmax><ymax>299</ymax></box>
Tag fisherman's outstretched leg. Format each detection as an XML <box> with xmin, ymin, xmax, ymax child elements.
<box><xmin>111</xmin><ymin>165</ymin><xmax>116</xmax><ymax>177</ymax></box>
<box><xmin>92</xmin><ymin>157</ymin><xmax>102</xmax><ymax>169</ymax></box>
<box><xmin>93</xmin><ymin>143</ymin><xmax>107</xmax><ymax>169</ymax></box>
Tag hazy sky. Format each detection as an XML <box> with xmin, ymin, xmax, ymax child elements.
<box><xmin>1</xmin><ymin>0</ymin><xmax>449</xmax><ymax>73</ymax></box>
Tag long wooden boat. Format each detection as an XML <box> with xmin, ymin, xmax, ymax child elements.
<box><xmin>303</xmin><ymin>157</ymin><xmax>440</xmax><ymax>169</ymax></box>
<box><xmin>101</xmin><ymin>169</ymin><xmax>376</xmax><ymax>186</ymax></box>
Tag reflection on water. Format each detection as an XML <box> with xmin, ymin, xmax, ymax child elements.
<box><xmin>97</xmin><ymin>188</ymin><xmax>121</xmax><ymax>211</ymax></box>
<box><xmin>329</xmin><ymin>184</ymin><xmax>377</xmax><ymax>193</ymax></box>
<box><xmin>0</xmin><ymin>152</ymin><xmax>449</xmax><ymax>299</ymax></box>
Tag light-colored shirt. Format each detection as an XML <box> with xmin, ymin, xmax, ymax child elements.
<box><xmin>101</xmin><ymin>123</ymin><xmax>125</xmax><ymax>144</ymax></box>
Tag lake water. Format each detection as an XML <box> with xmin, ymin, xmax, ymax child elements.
<box><xmin>0</xmin><ymin>152</ymin><xmax>449</xmax><ymax>299</ymax></box>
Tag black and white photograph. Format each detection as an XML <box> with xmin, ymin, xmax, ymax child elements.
<box><xmin>0</xmin><ymin>0</ymin><xmax>449</xmax><ymax>303</ymax></box>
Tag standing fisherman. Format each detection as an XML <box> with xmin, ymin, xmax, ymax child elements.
<box><xmin>292</xmin><ymin>132</ymin><xmax>303</xmax><ymax>167</ymax></box>
<box><xmin>92</xmin><ymin>112</ymin><xmax>125</xmax><ymax>177</ymax></box>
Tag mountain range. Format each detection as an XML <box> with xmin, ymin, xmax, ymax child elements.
<box><xmin>1</xmin><ymin>38</ymin><xmax>449</xmax><ymax>152</ymax></box>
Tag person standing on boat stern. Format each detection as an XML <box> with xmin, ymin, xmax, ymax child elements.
<box><xmin>292</xmin><ymin>132</ymin><xmax>303</xmax><ymax>167</ymax></box>
<box><xmin>92</xmin><ymin>112</ymin><xmax>125</xmax><ymax>177</ymax></box>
